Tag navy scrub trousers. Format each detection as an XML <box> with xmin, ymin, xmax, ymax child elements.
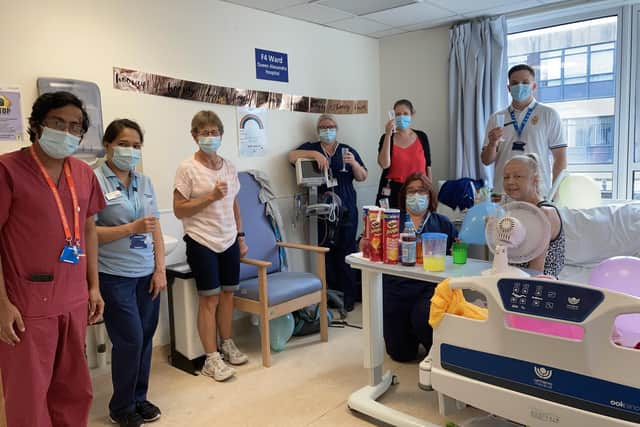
<box><xmin>99</xmin><ymin>273</ymin><xmax>160</xmax><ymax>417</ymax></box>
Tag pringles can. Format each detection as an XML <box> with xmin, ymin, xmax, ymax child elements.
<box><xmin>368</xmin><ymin>208</ymin><xmax>383</xmax><ymax>262</ymax></box>
<box><xmin>383</xmin><ymin>209</ymin><xmax>400</xmax><ymax>264</ymax></box>
<box><xmin>361</xmin><ymin>205</ymin><xmax>377</xmax><ymax>259</ymax></box>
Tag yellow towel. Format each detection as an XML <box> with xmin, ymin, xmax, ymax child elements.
<box><xmin>429</xmin><ymin>279</ymin><xmax>488</xmax><ymax>328</ymax></box>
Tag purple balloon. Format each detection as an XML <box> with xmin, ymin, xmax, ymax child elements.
<box><xmin>589</xmin><ymin>256</ymin><xmax>640</xmax><ymax>347</ymax></box>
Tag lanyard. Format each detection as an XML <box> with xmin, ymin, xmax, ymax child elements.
<box><xmin>509</xmin><ymin>103</ymin><xmax>536</xmax><ymax>138</ymax></box>
<box><xmin>416</xmin><ymin>212</ymin><xmax>431</xmax><ymax>235</ymax></box>
<box><xmin>30</xmin><ymin>146</ymin><xmax>80</xmax><ymax>247</ymax></box>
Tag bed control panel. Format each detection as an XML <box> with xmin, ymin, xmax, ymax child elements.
<box><xmin>498</xmin><ymin>278</ymin><xmax>604</xmax><ymax>323</ymax></box>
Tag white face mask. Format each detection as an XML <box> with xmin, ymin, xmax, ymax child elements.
<box><xmin>111</xmin><ymin>146</ymin><xmax>141</xmax><ymax>171</ymax></box>
<box><xmin>198</xmin><ymin>136</ymin><xmax>221</xmax><ymax>154</ymax></box>
<box><xmin>406</xmin><ymin>194</ymin><xmax>429</xmax><ymax>214</ymax></box>
<box><xmin>38</xmin><ymin>127</ymin><xmax>80</xmax><ymax>159</ymax></box>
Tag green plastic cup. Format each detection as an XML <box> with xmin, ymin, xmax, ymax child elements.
<box><xmin>452</xmin><ymin>242</ymin><xmax>468</xmax><ymax>265</ymax></box>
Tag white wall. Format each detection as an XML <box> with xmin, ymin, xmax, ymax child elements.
<box><xmin>379</xmin><ymin>26</ymin><xmax>451</xmax><ymax>182</ymax></box>
<box><xmin>2</xmin><ymin>0</ymin><xmax>382</xmax><ymax>347</ymax></box>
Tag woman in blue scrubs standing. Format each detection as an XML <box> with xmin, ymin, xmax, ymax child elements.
<box><xmin>95</xmin><ymin>119</ymin><xmax>166</xmax><ymax>427</ymax></box>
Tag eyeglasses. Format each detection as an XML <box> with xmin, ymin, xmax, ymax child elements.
<box><xmin>198</xmin><ymin>130</ymin><xmax>221</xmax><ymax>137</ymax></box>
<box><xmin>318</xmin><ymin>126</ymin><xmax>337</xmax><ymax>130</ymax></box>
<box><xmin>406</xmin><ymin>189</ymin><xmax>428</xmax><ymax>195</ymax></box>
<box><xmin>42</xmin><ymin>117</ymin><xmax>85</xmax><ymax>137</ymax></box>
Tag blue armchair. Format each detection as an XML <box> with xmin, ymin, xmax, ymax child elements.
<box><xmin>234</xmin><ymin>172</ymin><xmax>329</xmax><ymax>367</ymax></box>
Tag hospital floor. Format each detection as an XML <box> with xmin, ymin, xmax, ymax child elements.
<box><xmin>87</xmin><ymin>304</ymin><xmax>485</xmax><ymax>427</ymax></box>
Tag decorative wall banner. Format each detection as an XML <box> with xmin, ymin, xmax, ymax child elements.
<box><xmin>113</xmin><ymin>67</ymin><xmax>368</xmax><ymax>115</ymax></box>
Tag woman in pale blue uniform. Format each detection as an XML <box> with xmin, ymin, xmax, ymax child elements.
<box><xmin>94</xmin><ymin>119</ymin><xmax>166</xmax><ymax>427</ymax></box>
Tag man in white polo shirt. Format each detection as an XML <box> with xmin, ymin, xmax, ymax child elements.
<box><xmin>481</xmin><ymin>64</ymin><xmax>567</xmax><ymax>197</ymax></box>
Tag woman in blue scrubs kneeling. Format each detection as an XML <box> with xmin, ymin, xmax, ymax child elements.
<box><xmin>363</xmin><ymin>173</ymin><xmax>457</xmax><ymax>362</ymax></box>
<box><xmin>95</xmin><ymin>119</ymin><xmax>166</xmax><ymax>427</ymax></box>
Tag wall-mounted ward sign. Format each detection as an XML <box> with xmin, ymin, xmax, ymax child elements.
<box><xmin>113</xmin><ymin>67</ymin><xmax>367</xmax><ymax>114</ymax></box>
<box><xmin>255</xmin><ymin>48</ymin><xmax>288</xmax><ymax>83</ymax></box>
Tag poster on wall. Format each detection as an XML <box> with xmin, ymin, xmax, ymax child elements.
<box><xmin>0</xmin><ymin>87</ymin><xmax>24</xmax><ymax>142</ymax></box>
<box><xmin>237</xmin><ymin>107</ymin><xmax>267</xmax><ymax>157</ymax></box>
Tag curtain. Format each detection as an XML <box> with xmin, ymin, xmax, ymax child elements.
<box><xmin>448</xmin><ymin>16</ymin><xmax>508</xmax><ymax>185</ymax></box>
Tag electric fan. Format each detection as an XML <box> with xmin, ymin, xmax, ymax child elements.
<box><xmin>483</xmin><ymin>201</ymin><xmax>551</xmax><ymax>277</ymax></box>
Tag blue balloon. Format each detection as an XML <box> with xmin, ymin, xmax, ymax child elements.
<box><xmin>268</xmin><ymin>313</ymin><xmax>295</xmax><ymax>352</ymax></box>
<box><xmin>458</xmin><ymin>201</ymin><xmax>504</xmax><ymax>245</ymax></box>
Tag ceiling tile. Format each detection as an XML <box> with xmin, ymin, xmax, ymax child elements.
<box><xmin>316</xmin><ymin>0</ymin><xmax>420</xmax><ymax>16</ymax></box>
<box><xmin>466</xmin><ymin>0</ymin><xmax>543</xmax><ymax>17</ymax></box>
<box><xmin>363</xmin><ymin>2</ymin><xmax>456</xmax><ymax>27</ymax></box>
<box><xmin>328</xmin><ymin>17</ymin><xmax>392</xmax><ymax>35</ymax></box>
<box><xmin>278</xmin><ymin>3</ymin><xmax>353</xmax><ymax>24</ymax></box>
<box><xmin>425</xmin><ymin>0</ymin><xmax>509</xmax><ymax>14</ymax></box>
<box><xmin>369</xmin><ymin>27</ymin><xmax>411</xmax><ymax>38</ymax></box>
<box><xmin>222</xmin><ymin>0</ymin><xmax>307</xmax><ymax>12</ymax></box>
<box><xmin>401</xmin><ymin>15</ymin><xmax>464</xmax><ymax>31</ymax></box>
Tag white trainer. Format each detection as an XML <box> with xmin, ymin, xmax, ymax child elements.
<box><xmin>201</xmin><ymin>352</ymin><xmax>235</xmax><ymax>381</ymax></box>
<box><xmin>220</xmin><ymin>338</ymin><xmax>249</xmax><ymax>365</ymax></box>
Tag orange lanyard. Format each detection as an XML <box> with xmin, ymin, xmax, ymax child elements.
<box><xmin>30</xmin><ymin>146</ymin><xmax>81</xmax><ymax>247</ymax></box>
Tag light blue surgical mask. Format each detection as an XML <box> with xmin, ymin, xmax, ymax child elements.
<box><xmin>38</xmin><ymin>127</ymin><xmax>80</xmax><ymax>159</ymax></box>
<box><xmin>198</xmin><ymin>136</ymin><xmax>222</xmax><ymax>154</ymax></box>
<box><xmin>319</xmin><ymin>128</ymin><xmax>337</xmax><ymax>143</ymax></box>
<box><xmin>406</xmin><ymin>194</ymin><xmax>429</xmax><ymax>214</ymax></box>
<box><xmin>112</xmin><ymin>146</ymin><xmax>141</xmax><ymax>171</ymax></box>
<box><xmin>395</xmin><ymin>115</ymin><xmax>411</xmax><ymax>130</ymax></box>
<box><xmin>510</xmin><ymin>83</ymin><xmax>532</xmax><ymax>102</ymax></box>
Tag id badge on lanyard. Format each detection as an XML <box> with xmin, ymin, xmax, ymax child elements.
<box><xmin>30</xmin><ymin>146</ymin><xmax>83</xmax><ymax>265</ymax></box>
<box><xmin>510</xmin><ymin>104</ymin><xmax>536</xmax><ymax>153</ymax></box>
<box><xmin>124</xmin><ymin>180</ymin><xmax>149</xmax><ymax>250</ymax></box>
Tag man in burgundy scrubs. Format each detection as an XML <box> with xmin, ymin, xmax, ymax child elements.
<box><xmin>0</xmin><ymin>91</ymin><xmax>106</xmax><ymax>426</ymax></box>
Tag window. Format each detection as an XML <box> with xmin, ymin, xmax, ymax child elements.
<box><xmin>508</xmin><ymin>15</ymin><xmax>629</xmax><ymax>199</ymax></box>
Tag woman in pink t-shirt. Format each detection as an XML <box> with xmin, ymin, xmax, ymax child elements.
<box><xmin>173</xmin><ymin>111</ymin><xmax>249</xmax><ymax>382</ymax></box>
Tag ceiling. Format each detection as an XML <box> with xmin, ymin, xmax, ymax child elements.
<box><xmin>221</xmin><ymin>0</ymin><xmax>572</xmax><ymax>38</ymax></box>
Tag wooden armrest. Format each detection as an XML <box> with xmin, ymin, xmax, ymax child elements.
<box><xmin>276</xmin><ymin>241</ymin><xmax>329</xmax><ymax>253</ymax></box>
<box><xmin>240</xmin><ymin>257</ymin><xmax>272</xmax><ymax>268</ymax></box>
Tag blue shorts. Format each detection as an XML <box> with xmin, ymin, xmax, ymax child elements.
<box><xmin>184</xmin><ymin>235</ymin><xmax>240</xmax><ymax>296</ymax></box>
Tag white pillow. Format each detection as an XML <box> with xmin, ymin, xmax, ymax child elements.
<box><xmin>559</xmin><ymin>203</ymin><xmax>640</xmax><ymax>266</ymax></box>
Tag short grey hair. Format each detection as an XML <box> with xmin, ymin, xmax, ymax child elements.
<box><xmin>316</xmin><ymin>114</ymin><xmax>338</xmax><ymax>131</ymax></box>
<box><xmin>506</xmin><ymin>153</ymin><xmax>542</xmax><ymax>195</ymax></box>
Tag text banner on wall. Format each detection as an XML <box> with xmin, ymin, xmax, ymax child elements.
<box><xmin>112</xmin><ymin>67</ymin><xmax>367</xmax><ymax>115</ymax></box>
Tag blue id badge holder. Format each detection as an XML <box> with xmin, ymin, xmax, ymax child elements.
<box><xmin>59</xmin><ymin>244</ymin><xmax>80</xmax><ymax>264</ymax></box>
<box><xmin>130</xmin><ymin>234</ymin><xmax>148</xmax><ymax>249</ymax></box>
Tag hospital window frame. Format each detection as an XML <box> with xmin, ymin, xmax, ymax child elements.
<box><xmin>508</xmin><ymin>4</ymin><xmax>640</xmax><ymax>201</ymax></box>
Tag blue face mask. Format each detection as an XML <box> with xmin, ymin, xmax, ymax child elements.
<box><xmin>38</xmin><ymin>127</ymin><xmax>80</xmax><ymax>159</ymax></box>
<box><xmin>319</xmin><ymin>128</ymin><xmax>337</xmax><ymax>143</ymax></box>
<box><xmin>199</xmin><ymin>136</ymin><xmax>222</xmax><ymax>154</ymax></box>
<box><xmin>395</xmin><ymin>115</ymin><xmax>412</xmax><ymax>130</ymax></box>
<box><xmin>406</xmin><ymin>194</ymin><xmax>428</xmax><ymax>214</ymax></box>
<box><xmin>510</xmin><ymin>83</ymin><xmax>532</xmax><ymax>102</ymax></box>
<box><xmin>111</xmin><ymin>146</ymin><xmax>141</xmax><ymax>171</ymax></box>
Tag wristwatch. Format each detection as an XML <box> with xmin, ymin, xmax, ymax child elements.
<box><xmin>237</xmin><ymin>232</ymin><xmax>246</xmax><ymax>238</ymax></box>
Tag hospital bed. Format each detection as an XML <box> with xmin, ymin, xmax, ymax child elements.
<box><xmin>431</xmin><ymin>275</ymin><xmax>640</xmax><ymax>426</ymax></box>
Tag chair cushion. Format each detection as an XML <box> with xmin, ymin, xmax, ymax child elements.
<box><xmin>235</xmin><ymin>272</ymin><xmax>321</xmax><ymax>306</ymax></box>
